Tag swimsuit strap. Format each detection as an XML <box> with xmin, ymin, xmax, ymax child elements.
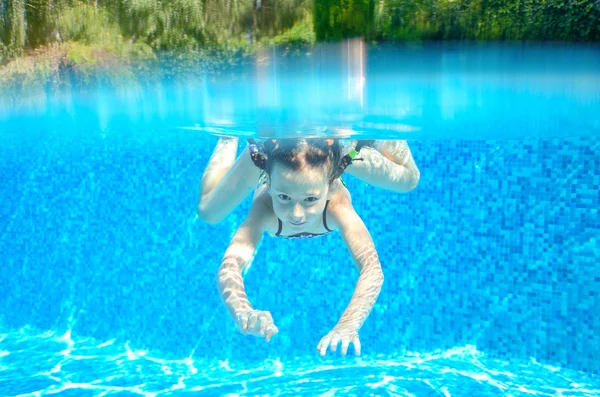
<box><xmin>323</xmin><ymin>200</ymin><xmax>332</xmax><ymax>232</ymax></box>
<box><xmin>275</xmin><ymin>218</ymin><xmax>283</xmax><ymax>236</ymax></box>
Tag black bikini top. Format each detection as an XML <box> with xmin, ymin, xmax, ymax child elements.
<box><xmin>274</xmin><ymin>200</ymin><xmax>333</xmax><ymax>239</ymax></box>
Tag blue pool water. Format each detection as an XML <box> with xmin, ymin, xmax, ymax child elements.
<box><xmin>1</xmin><ymin>41</ymin><xmax>599</xmax><ymax>396</ymax></box>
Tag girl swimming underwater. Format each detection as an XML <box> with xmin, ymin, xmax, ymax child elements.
<box><xmin>198</xmin><ymin>137</ymin><xmax>420</xmax><ymax>356</ymax></box>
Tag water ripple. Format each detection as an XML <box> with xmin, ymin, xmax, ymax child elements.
<box><xmin>0</xmin><ymin>327</ymin><xmax>598</xmax><ymax>397</ymax></box>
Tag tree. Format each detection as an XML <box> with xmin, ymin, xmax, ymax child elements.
<box><xmin>1</xmin><ymin>0</ymin><xmax>26</xmax><ymax>56</ymax></box>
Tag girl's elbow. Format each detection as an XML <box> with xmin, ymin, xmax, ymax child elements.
<box><xmin>394</xmin><ymin>168</ymin><xmax>420</xmax><ymax>193</ymax></box>
<box><xmin>368</xmin><ymin>266</ymin><xmax>385</xmax><ymax>285</ymax></box>
<box><xmin>407</xmin><ymin>170</ymin><xmax>420</xmax><ymax>191</ymax></box>
<box><xmin>377</xmin><ymin>269</ymin><xmax>385</xmax><ymax>284</ymax></box>
<box><xmin>403</xmin><ymin>167</ymin><xmax>420</xmax><ymax>192</ymax></box>
<box><xmin>197</xmin><ymin>202</ymin><xmax>222</xmax><ymax>224</ymax></box>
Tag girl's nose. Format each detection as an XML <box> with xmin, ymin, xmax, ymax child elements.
<box><xmin>291</xmin><ymin>203</ymin><xmax>304</xmax><ymax>219</ymax></box>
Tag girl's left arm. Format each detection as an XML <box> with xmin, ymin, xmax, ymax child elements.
<box><xmin>316</xmin><ymin>198</ymin><xmax>385</xmax><ymax>357</ymax></box>
<box><xmin>343</xmin><ymin>140</ymin><xmax>420</xmax><ymax>193</ymax></box>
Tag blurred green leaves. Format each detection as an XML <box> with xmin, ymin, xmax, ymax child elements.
<box><xmin>2</xmin><ymin>0</ymin><xmax>599</xmax><ymax>65</ymax></box>
<box><xmin>1</xmin><ymin>0</ymin><xmax>599</xmax><ymax>107</ymax></box>
<box><xmin>365</xmin><ymin>0</ymin><xmax>600</xmax><ymax>41</ymax></box>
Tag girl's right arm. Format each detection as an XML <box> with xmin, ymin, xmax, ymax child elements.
<box><xmin>199</xmin><ymin>142</ymin><xmax>262</xmax><ymax>224</ymax></box>
<box><xmin>216</xmin><ymin>197</ymin><xmax>278</xmax><ymax>342</ymax></box>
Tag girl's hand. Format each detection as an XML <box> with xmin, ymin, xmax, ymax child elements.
<box><xmin>235</xmin><ymin>310</ymin><xmax>278</xmax><ymax>342</ymax></box>
<box><xmin>317</xmin><ymin>325</ymin><xmax>361</xmax><ymax>356</ymax></box>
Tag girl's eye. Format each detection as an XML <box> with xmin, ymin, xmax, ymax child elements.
<box><xmin>278</xmin><ymin>194</ymin><xmax>290</xmax><ymax>200</ymax></box>
<box><xmin>306</xmin><ymin>197</ymin><xmax>318</xmax><ymax>202</ymax></box>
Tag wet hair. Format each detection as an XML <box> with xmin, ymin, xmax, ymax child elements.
<box><xmin>248</xmin><ymin>138</ymin><xmax>373</xmax><ymax>184</ymax></box>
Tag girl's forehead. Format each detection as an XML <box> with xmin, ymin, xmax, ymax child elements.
<box><xmin>269</xmin><ymin>164</ymin><xmax>328</xmax><ymax>193</ymax></box>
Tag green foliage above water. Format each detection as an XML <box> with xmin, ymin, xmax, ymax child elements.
<box><xmin>313</xmin><ymin>0</ymin><xmax>600</xmax><ymax>41</ymax></box>
<box><xmin>2</xmin><ymin>0</ymin><xmax>599</xmax><ymax>66</ymax></box>
<box><xmin>369</xmin><ymin>0</ymin><xmax>600</xmax><ymax>41</ymax></box>
<box><xmin>1</xmin><ymin>0</ymin><xmax>599</xmax><ymax>108</ymax></box>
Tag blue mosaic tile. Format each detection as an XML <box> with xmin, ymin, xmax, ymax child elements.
<box><xmin>0</xmin><ymin>133</ymin><xmax>598</xmax><ymax>375</ymax></box>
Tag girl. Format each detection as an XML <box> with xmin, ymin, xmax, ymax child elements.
<box><xmin>198</xmin><ymin>137</ymin><xmax>420</xmax><ymax>356</ymax></box>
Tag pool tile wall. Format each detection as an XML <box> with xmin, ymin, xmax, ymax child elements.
<box><xmin>0</xmin><ymin>132</ymin><xmax>597</xmax><ymax>374</ymax></box>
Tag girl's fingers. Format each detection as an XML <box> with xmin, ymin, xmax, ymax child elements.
<box><xmin>248</xmin><ymin>313</ymin><xmax>259</xmax><ymax>330</ymax></box>
<box><xmin>329</xmin><ymin>334</ymin><xmax>341</xmax><ymax>353</ymax></box>
<box><xmin>259</xmin><ymin>316</ymin><xmax>268</xmax><ymax>335</ymax></box>
<box><xmin>352</xmin><ymin>336</ymin><xmax>361</xmax><ymax>356</ymax></box>
<box><xmin>237</xmin><ymin>311</ymin><xmax>280</xmax><ymax>340</ymax></box>
<box><xmin>265</xmin><ymin>327</ymin><xmax>273</xmax><ymax>342</ymax></box>
<box><xmin>239</xmin><ymin>313</ymin><xmax>249</xmax><ymax>332</ymax></box>
<box><xmin>340</xmin><ymin>338</ymin><xmax>351</xmax><ymax>356</ymax></box>
<box><xmin>317</xmin><ymin>337</ymin><xmax>329</xmax><ymax>356</ymax></box>
<box><xmin>265</xmin><ymin>325</ymin><xmax>278</xmax><ymax>342</ymax></box>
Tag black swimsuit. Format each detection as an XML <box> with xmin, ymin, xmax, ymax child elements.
<box><xmin>275</xmin><ymin>200</ymin><xmax>333</xmax><ymax>239</ymax></box>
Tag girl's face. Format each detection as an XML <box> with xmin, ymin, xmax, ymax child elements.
<box><xmin>268</xmin><ymin>163</ymin><xmax>334</xmax><ymax>231</ymax></box>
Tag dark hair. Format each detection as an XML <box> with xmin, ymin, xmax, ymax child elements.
<box><xmin>248</xmin><ymin>138</ymin><xmax>373</xmax><ymax>184</ymax></box>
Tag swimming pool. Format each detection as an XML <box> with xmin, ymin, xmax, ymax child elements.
<box><xmin>0</xmin><ymin>41</ymin><xmax>599</xmax><ymax>396</ymax></box>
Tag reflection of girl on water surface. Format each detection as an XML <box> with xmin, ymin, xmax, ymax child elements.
<box><xmin>198</xmin><ymin>137</ymin><xmax>420</xmax><ymax>356</ymax></box>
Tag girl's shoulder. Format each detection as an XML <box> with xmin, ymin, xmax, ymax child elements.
<box><xmin>249</xmin><ymin>183</ymin><xmax>279</xmax><ymax>235</ymax></box>
<box><xmin>330</xmin><ymin>178</ymin><xmax>353</xmax><ymax>204</ymax></box>
<box><xmin>321</xmin><ymin>179</ymin><xmax>357</xmax><ymax>231</ymax></box>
